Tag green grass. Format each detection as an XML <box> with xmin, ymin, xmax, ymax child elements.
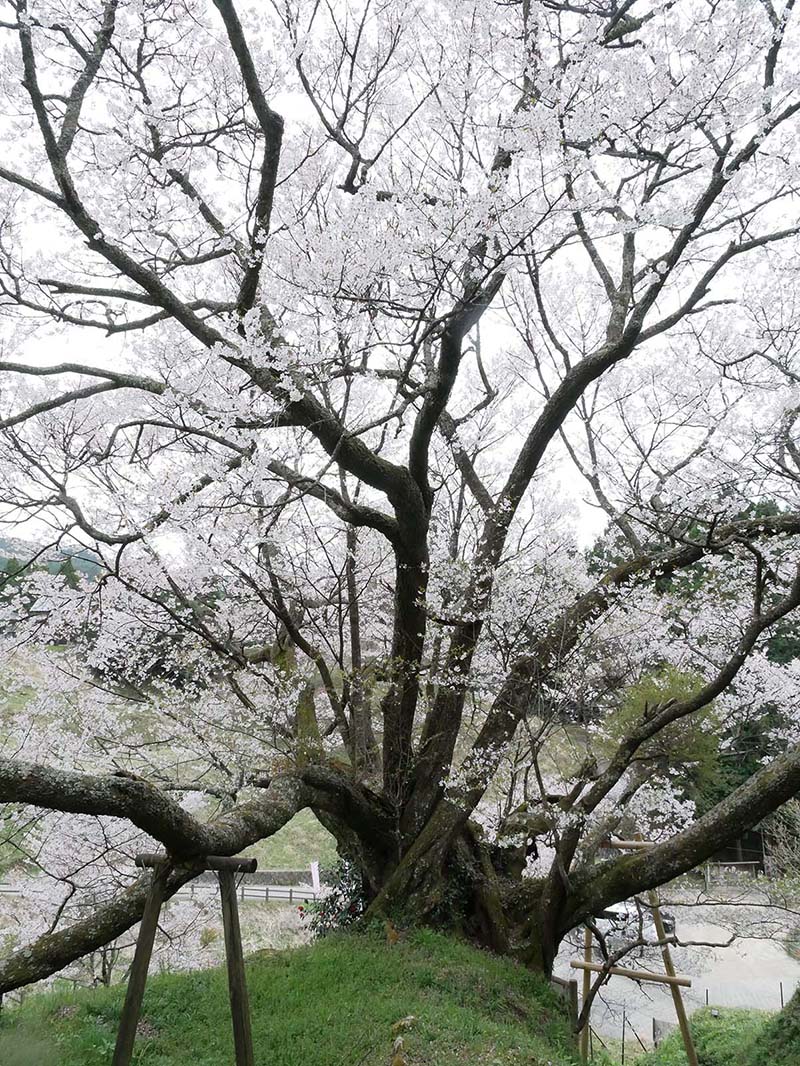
<box><xmin>638</xmin><ymin>999</ymin><xmax>800</xmax><ymax>1066</ymax></box>
<box><xmin>0</xmin><ymin>929</ymin><xmax>584</xmax><ymax>1066</ymax></box>
<box><xmin>739</xmin><ymin>989</ymin><xmax>800</xmax><ymax>1066</ymax></box>
<box><xmin>247</xmin><ymin>808</ymin><xmax>338</xmax><ymax>870</ymax></box>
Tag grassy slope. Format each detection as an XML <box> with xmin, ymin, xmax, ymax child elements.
<box><xmin>739</xmin><ymin>988</ymin><xmax>800</xmax><ymax>1066</ymax></box>
<box><xmin>639</xmin><ymin>1009</ymin><xmax>768</xmax><ymax>1066</ymax></box>
<box><xmin>0</xmin><ymin>930</ymin><xmax>585</xmax><ymax>1066</ymax></box>
<box><xmin>248</xmin><ymin>808</ymin><xmax>338</xmax><ymax>870</ymax></box>
<box><xmin>640</xmin><ymin>993</ymin><xmax>800</xmax><ymax>1066</ymax></box>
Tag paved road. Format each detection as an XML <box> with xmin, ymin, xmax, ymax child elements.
<box><xmin>554</xmin><ymin>906</ymin><xmax>800</xmax><ymax>1044</ymax></box>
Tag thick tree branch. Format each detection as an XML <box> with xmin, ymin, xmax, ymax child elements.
<box><xmin>267</xmin><ymin>459</ymin><xmax>401</xmax><ymax>541</ymax></box>
<box><xmin>0</xmin><ymin>759</ymin><xmax>223</xmax><ymax>855</ymax></box>
<box><xmin>0</xmin><ymin>361</ymin><xmax>166</xmax><ymax>391</ymax></box>
<box><xmin>0</xmin><ymin>864</ymin><xmax>199</xmax><ymax>995</ymax></box>
<box><xmin>56</xmin><ymin>0</ymin><xmax>117</xmax><ymax>155</ymax></box>
<box><xmin>211</xmin><ymin>0</ymin><xmax>284</xmax><ymax>315</ymax></box>
<box><xmin>408</xmin><ymin>272</ymin><xmax>505</xmax><ymax>509</ymax></box>
<box><xmin>568</xmin><ymin>741</ymin><xmax>800</xmax><ymax>927</ymax></box>
<box><xmin>0</xmin><ymin>773</ymin><xmax>308</xmax><ymax>993</ymax></box>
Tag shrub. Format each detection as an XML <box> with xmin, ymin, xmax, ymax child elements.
<box><xmin>300</xmin><ymin>858</ymin><xmax>365</xmax><ymax>936</ymax></box>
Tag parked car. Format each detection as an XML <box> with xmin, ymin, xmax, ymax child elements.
<box><xmin>594</xmin><ymin>900</ymin><xmax>676</xmax><ymax>944</ymax></box>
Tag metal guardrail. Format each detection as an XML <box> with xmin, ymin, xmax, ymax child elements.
<box><xmin>177</xmin><ymin>883</ymin><xmax>322</xmax><ymax>903</ymax></box>
<box><xmin>0</xmin><ymin>882</ymin><xmax>323</xmax><ymax>904</ymax></box>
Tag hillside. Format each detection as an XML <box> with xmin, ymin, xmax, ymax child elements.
<box><xmin>742</xmin><ymin>987</ymin><xmax>800</xmax><ymax>1066</ymax></box>
<box><xmin>0</xmin><ymin>535</ymin><xmax>101</xmax><ymax>577</ymax></box>
<box><xmin>0</xmin><ymin>929</ymin><xmax>584</xmax><ymax>1066</ymax></box>
<box><xmin>640</xmin><ymin>992</ymin><xmax>800</xmax><ymax>1066</ymax></box>
<box><xmin>249</xmin><ymin>808</ymin><xmax>338</xmax><ymax>869</ymax></box>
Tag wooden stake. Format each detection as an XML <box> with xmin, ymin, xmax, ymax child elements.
<box><xmin>570</xmin><ymin>960</ymin><xmax>691</xmax><ymax>987</ymax></box>
<box><xmin>219</xmin><ymin>868</ymin><xmax>255</xmax><ymax>1066</ymax></box>
<box><xmin>648</xmin><ymin>889</ymin><xmax>698</xmax><ymax>1066</ymax></box>
<box><xmin>621</xmin><ymin>1007</ymin><xmax>626</xmax><ymax>1065</ymax></box>
<box><xmin>580</xmin><ymin>926</ymin><xmax>592</xmax><ymax>1063</ymax></box>
<box><xmin>112</xmin><ymin>863</ymin><xmax>168</xmax><ymax>1066</ymax></box>
<box><xmin>602</xmin><ymin>834</ymin><xmax>700</xmax><ymax>1066</ymax></box>
<box><xmin>604</xmin><ymin>839</ymin><xmax>654</xmax><ymax>851</ymax></box>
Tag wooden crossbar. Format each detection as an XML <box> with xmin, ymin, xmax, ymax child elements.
<box><xmin>135</xmin><ymin>853</ymin><xmax>258</xmax><ymax>873</ymax></box>
<box><xmin>570</xmin><ymin>960</ymin><xmax>692</xmax><ymax>988</ymax></box>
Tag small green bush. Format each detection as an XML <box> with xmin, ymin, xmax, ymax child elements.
<box><xmin>300</xmin><ymin>857</ymin><xmax>365</xmax><ymax>935</ymax></box>
<box><xmin>739</xmin><ymin>988</ymin><xmax>800</xmax><ymax>1066</ymax></box>
<box><xmin>640</xmin><ymin>1007</ymin><xmax>770</xmax><ymax>1066</ymax></box>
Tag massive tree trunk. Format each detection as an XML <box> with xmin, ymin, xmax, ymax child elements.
<box><xmin>321</xmin><ymin>734</ymin><xmax>800</xmax><ymax>978</ymax></box>
<box><xmin>3</xmin><ymin>527</ymin><xmax>800</xmax><ymax>994</ymax></box>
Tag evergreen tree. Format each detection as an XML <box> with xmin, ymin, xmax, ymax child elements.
<box><xmin>58</xmin><ymin>556</ymin><xmax>81</xmax><ymax>590</ymax></box>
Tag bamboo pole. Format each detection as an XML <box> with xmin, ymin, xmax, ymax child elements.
<box><xmin>136</xmin><ymin>853</ymin><xmax>257</xmax><ymax>873</ymax></box>
<box><xmin>580</xmin><ymin>926</ymin><xmax>592</xmax><ymax>1063</ymax></box>
<box><xmin>606</xmin><ymin>839</ymin><xmax>655</xmax><ymax>851</ymax></box>
<box><xmin>648</xmin><ymin>889</ymin><xmax>699</xmax><ymax>1066</ymax></box>
<box><xmin>570</xmin><ymin>960</ymin><xmax>692</xmax><ymax>987</ymax></box>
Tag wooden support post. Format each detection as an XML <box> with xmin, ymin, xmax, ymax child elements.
<box><xmin>112</xmin><ymin>863</ymin><xmax>168</xmax><ymax>1066</ymax></box>
<box><xmin>219</xmin><ymin>869</ymin><xmax>256</xmax><ymax>1066</ymax></box>
<box><xmin>649</xmin><ymin>891</ymin><xmax>698</xmax><ymax>1064</ymax></box>
<box><xmin>568</xmin><ymin>978</ymin><xmax>579</xmax><ymax>1042</ymax></box>
<box><xmin>580</xmin><ymin>925</ymin><xmax>592</xmax><ymax>1063</ymax></box>
<box><xmin>601</xmin><ymin>835</ymin><xmax>700</xmax><ymax>1066</ymax></box>
<box><xmin>648</xmin><ymin>890</ymin><xmax>699</xmax><ymax>1066</ymax></box>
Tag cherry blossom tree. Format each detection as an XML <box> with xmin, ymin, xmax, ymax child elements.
<box><xmin>1</xmin><ymin>0</ymin><xmax>800</xmax><ymax>991</ymax></box>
